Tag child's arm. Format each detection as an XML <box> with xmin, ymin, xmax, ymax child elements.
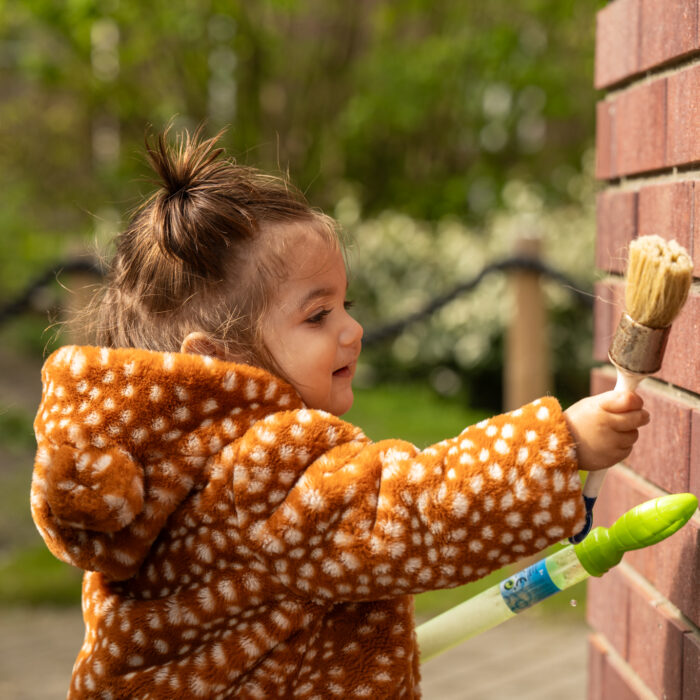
<box><xmin>232</xmin><ymin>398</ymin><xmax>597</xmax><ymax>602</ymax></box>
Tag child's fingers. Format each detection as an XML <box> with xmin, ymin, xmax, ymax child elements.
<box><xmin>615</xmin><ymin>428</ymin><xmax>639</xmax><ymax>449</ymax></box>
<box><xmin>598</xmin><ymin>390</ymin><xmax>645</xmax><ymax>413</ymax></box>
<box><xmin>606</xmin><ymin>429</ymin><xmax>640</xmax><ymax>462</ymax></box>
<box><xmin>606</xmin><ymin>408</ymin><xmax>650</xmax><ymax>432</ymax></box>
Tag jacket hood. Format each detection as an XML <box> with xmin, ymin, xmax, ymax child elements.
<box><xmin>31</xmin><ymin>345</ymin><xmax>302</xmax><ymax>580</ymax></box>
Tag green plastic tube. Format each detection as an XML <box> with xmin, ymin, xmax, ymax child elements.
<box><xmin>417</xmin><ymin>492</ymin><xmax>698</xmax><ymax>663</ymax></box>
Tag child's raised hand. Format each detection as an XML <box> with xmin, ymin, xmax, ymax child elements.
<box><xmin>563</xmin><ymin>391</ymin><xmax>650</xmax><ymax>471</ymax></box>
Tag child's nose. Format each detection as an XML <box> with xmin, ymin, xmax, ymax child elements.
<box><xmin>340</xmin><ymin>314</ymin><xmax>363</xmax><ymax>347</ymax></box>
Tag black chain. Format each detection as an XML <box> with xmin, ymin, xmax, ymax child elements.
<box><xmin>0</xmin><ymin>256</ymin><xmax>592</xmax><ymax>341</ymax></box>
<box><xmin>362</xmin><ymin>255</ymin><xmax>593</xmax><ymax>346</ymax></box>
<box><xmin>0</xmin><ymin>259</ymin><xmax>104</xmax><ymax>326</ymax></box>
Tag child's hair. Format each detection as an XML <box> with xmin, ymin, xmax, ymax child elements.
<box><xmin>91</xmin><ymin>124</ymin><xmax>341</xmax><ymax>370</ymax></box>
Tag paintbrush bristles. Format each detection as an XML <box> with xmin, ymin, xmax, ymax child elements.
<box><xmin>624</xmin><ymin>235</ymin><xmax>693</xmax><ymax>328</ymax></box>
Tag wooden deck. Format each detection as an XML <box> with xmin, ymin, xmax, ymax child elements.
<box><xmin>0</xmin><ymin>606</ymin><xmax>589</xmax><ymax>699</ymax></box>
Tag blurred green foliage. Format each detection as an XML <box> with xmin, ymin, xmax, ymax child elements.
<box><xmin>0</xmin><ymin>0</ymin><xmax>601</xmax><ymax>621</ymax></box>
<box><xmin>1</xmin><ymin>0</ymin><xmax>604</xmax><ymax>408</ymax></box>
<box><xmin>0</xmin><ymin>405</ymin><xmax>35</xmax><ymax>453</ymax></box>
<box><xmin>1</xmin><ymin>0</ymin><xmax>602</xmax><ymax>283</ymax></box>
<box><xmin>345</xmin><ymin>383</ymin><xmax>489</xmax><ymax>447</ymax></box>
<box><xmin>0</xmin><ymin>544</ymin><xmax>83</xmax><ymax>606</ymax></box>
<box><xmin>345</xmin><ymin>171</ymin><xmax>597</xmax><ymax>409</ymax></box>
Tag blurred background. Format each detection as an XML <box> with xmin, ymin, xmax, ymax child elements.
<box><xmin>1</xmin><ymin>0</ymin><xmax>604</xmax><ymax>683</ymax></box>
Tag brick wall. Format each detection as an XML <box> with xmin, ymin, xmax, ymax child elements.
<box><xmin>589</xmin><ymin>1</ymin><xmax>700</xmax><ymax>698</ymax></box>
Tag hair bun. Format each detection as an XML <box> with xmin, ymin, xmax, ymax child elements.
<box><xmin>145</xmin><ymin>125</ymin><xmax>240</xmax><ymax>276</ymax></box>
<box><xmin>147</xmin><ymin>125</ymin><xmax>223</xmax><ymax>196</ymax></box>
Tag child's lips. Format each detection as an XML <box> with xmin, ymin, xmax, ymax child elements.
<box><xmin>333</xmin><ymin>362</ymin><xmax>355</xmax><ymax>378</ymax></box>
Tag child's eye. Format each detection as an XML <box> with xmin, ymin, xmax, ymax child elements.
<box><xmin>344</xmin><ymin>299</ymin><xmax>355</xmax><ymax>311</ymax></box>
<box><xmin>306</xmin><ymin>309</ymin><xmax>331</xmax><ymax>325</ymax></box>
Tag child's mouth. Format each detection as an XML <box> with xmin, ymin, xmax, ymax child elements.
<box><xmin>333</xmin><ymin>365</ymin><xmax>351</xmax><ymax>378</ymax></box>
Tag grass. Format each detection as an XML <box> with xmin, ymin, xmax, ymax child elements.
<box><xmin>345</xmin><ymin>382</ymin><xmax>489</xmax><ymax>446</ymax></box>
<box><xmin>0</xmin><ymin>404</ymin><xmax>36</xmax><ymax>453</ymax></box>
<box><xmin>0</xmin><ymin>544</ymin><xmax>82</xmax><ymax>607</ymax></box>
<box><xmin>0</xmin><ymin>394</ymin><xmax>84</xmax><ymax>607</ymax></box>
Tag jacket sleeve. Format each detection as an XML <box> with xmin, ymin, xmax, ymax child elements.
<box><xmin>30</xmin><ymin>431</ymin><xmax>203</xmax><ymax>581</ymax></box>
<box><xmin>30</xmin><ymin>350</ymin><xmax>205</xmax><ymax>582</ymax></box>
<box><xmin>232</xmin><ymin>397</ymin><xmax>586</xmax><ymax>602</ymax></box>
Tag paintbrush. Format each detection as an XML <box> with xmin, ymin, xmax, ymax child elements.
<box><xmin>570</xmin><ymin>235</ymin><xmax>693</xmax><ymax>543</ymax></box>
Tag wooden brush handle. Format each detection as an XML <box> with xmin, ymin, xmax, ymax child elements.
<box><xmin>613</xmin><ymin>367</ymin><xmax>645</xmax><ymax>393</ymax></box>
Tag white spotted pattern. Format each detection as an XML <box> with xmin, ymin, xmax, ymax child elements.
<box><xmin>30</xmin><ymin>346</ymin><xmax>584</xmax><ymax>699</ymax></box>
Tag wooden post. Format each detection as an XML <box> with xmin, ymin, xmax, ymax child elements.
<box><xmin>504</xmin><ymin>235</ymin><xmax>551</xmax><ymax>411</ymax></box>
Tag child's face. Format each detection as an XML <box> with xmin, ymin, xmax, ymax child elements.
<box><xmin>262</xmin><ymin>229</ymin><xmax>363</xmax><ymax>416</ymax></box>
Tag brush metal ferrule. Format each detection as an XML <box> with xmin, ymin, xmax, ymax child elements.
<box><xmin>608</xmin><ymin>313</ymin><xmax>671</xmax><ymax>375</ymax></box>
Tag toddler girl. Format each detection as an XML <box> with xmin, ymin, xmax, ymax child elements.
<box><xmin>31</xmin><ymin>126</ymin><xmax>647</xmax><ymax>699</ymax></box>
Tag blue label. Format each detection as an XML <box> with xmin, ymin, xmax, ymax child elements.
<box><xmin>499</xmin><ymin>559</ymin><xmax>561</xmax><ymax>613</ymax></box>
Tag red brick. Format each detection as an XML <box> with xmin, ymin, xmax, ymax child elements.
<box><xmin>589</xmin><ymin>465</ymin><xmax>648</xmax><ymax>532</ymax></box>
<box><xmin>693</xmin><ymin>185</ymin><xmax>700</xmax><ymax>278</ymax></box>
<box><xmin>593</xmin><ymin>282</ymin><xmax>617</xmax><ymax>363</ymax></box>
<box><xmin>638</xmin><ymin>181</ymin><xmax>694</xmax><ymax>254</ymax></box>
<box><xmin>589</xmin><ymin>567</ymin><xmax>698</xmax><ymax>699</ymax></box>
<box><xmin>611</xmin><ymin>277</ymin><xmax>627</xmax><ymax>333</ymax></box>
<box><xmin>616</xmin><ymin>78</ymin><xmax>667</xmax><ymax>176</ymax></box>
<box><xmin>645</xmin><ymin>517</ymin><xmax>700</xmax><ymax>628</ymax></box>
<box><xmin>627</xmin><ymin>383</ymin><xmax>692</xmax><ymax>494</ymax></box>
<box><xmin>602</xmin><ymin>464</ymin><xmax>700</xmax><ymax>627</ymax></box>
<box><xmin>691</xmin><ymin>409</ymin><xmax>700</xmax><ymax>504</ymax></box>
<box><xmin>590</xmin><ymin>366</ymin><xmax>616</xmax><ymax>397</ymax></box>
<box><xmin>627</xmin><ymin>575</ymin><xmax>688</xmax><ymax>700</ymax></box>
<box><xmin>658</xmin><ymin>292</ymin><xmax>700</xmax><ymax>394</ymax></box>
<box><xmin>587</xmin><ymin>567</ymin><xmax>629</xmax><ymax>657</ymax></box>
<box><xmin>595</xmin><ymin>0</ymin><xmax>641</xmax><ymax>90</ymax></box>
<box><xmin>596</xmin><ymin>190</ymin><xmax>638</xmax><ymax>273</ymax></box>
<box><xmin>603</xmin><ymin>658</ymin><xmax>649</xmax><ymax>700</ymax></box>
<box><xmin>587</xmin><ymin>634</ymin><xmax>606</xmax><ymax>700</ymax></box>
<box><xmin>596</xmin><ymin>99</ymin><xmax>616</xmax><ymax>180</ymax></box>
<box><xmin>684</xmin><ymin>632</ymin><xmax>700</xmax><ymax>700</ymax></box>
<box><xmin>640</xmin><ymin>0</ymin><xmax>698</xmax><ymax>72</ymax></box>
<box><xmin>587</xmin><ymin>634</ymin><xmax>645</xmax><ymax>700</ymax></box>
<box><xmin>585</xmin><ymin>404</ymin><xmax>699</xmax><ymax>628</ymax></box>
<box><xmin>667</xmin><ymin>63</ymin><xmax>700</xmax><ymax>168</ymax></box>
<box><xmin>591</xmin><ymin>278</ymin><xmax>625</xmax><ymax>364</ymax></box>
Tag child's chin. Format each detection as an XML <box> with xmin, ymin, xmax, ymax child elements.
<box><xmin>332</xmin><ymin>392</ymin><xmax>354</xmax><ymax>416</ymax></box>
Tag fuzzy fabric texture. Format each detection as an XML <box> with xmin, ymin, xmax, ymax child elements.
<box><xmin>31</xmin><ymin>345</ymin><xmax>586</xmax><ymax>699</ymax></box>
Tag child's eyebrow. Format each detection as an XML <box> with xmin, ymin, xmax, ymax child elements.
<box><xmin>298</xmin><ymin>287</ymin><xmax>336</xmax><ymax>310</ymax></box>
<box><xmin>298</xmin><ymin>283</ymin><xmax>348</xmax><ymax>310</ymax></box>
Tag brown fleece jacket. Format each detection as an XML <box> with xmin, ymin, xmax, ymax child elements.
<box><xmin>31</xmin><ymin>345</ymin><xmax>586</xmax><ymax>699</ymax></box>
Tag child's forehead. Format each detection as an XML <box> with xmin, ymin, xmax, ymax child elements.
<box><xmin>263</xmin><ymin>229</ymin><xmax>344</xmax><ymax>301</ymax></box>
<box><xmin>265</xmin><ymin>218</ymin><xmax>334</xmax><ymax>247</ymax></box>
<box><xmin>287</xmin><ymin>239</ymin><xmax>346</xmax><ymax>285</ymax></box>
<box><xmin>264</xmin><ymin>219</ymin><xmax>344</xmax><ymax>273</ymax></box>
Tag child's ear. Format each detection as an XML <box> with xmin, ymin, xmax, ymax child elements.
<box><xmin>180</xmin><ymin>332</ymin><xmax>227</xmax><ymax>359</ymax></box>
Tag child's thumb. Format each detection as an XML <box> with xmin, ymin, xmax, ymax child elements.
<box><xmin>600</xmin><ymin>389</ymin><xmax>644</xmax><ymax>413</ymax></box>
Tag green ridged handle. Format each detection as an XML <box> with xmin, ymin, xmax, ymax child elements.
<box><xmin>574</xmin><ymin>492</ymin><xmax>698</xmax><ymax>577</ymax></box>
